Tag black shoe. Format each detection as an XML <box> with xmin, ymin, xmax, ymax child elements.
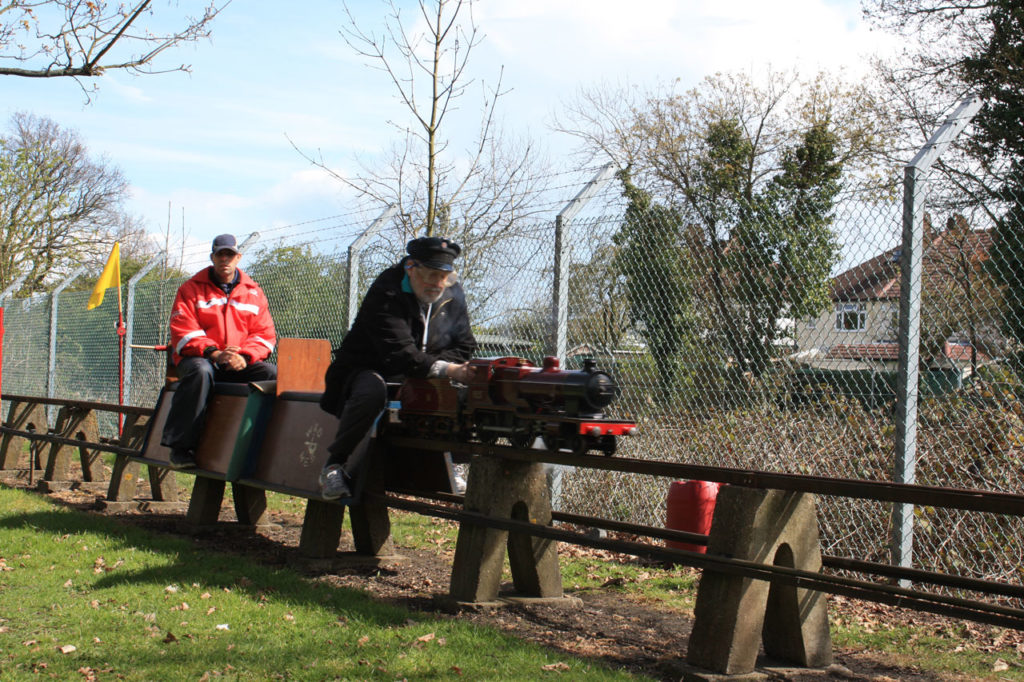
<box><xmin>168</xmin><ymin>448</ymin><xmax>197</xmax><ymax>469</ymax></box>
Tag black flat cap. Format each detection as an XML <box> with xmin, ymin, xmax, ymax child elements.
<box><xmin>406</xmin><ymin>236</ymin><xmax>461</xmax><ymax>271</ymax></box>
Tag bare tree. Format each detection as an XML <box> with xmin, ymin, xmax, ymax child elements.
<box><xmin>293</xmin><ymin>0</ymin><xmax>548</xmax><ymax>324</ymax></box>
<box><xmin>863</xmin><ymin>0</ymin><xmax>1013</xmax><ymax>212</ymax></box>
<box><xmin>296</xmin><ymin>0</ymin><xmax>546</xmax><ymax>243</ymax></box>
<box><xmin>0</xmin><ymin>1</ymin><xmax>226</xmax><ymax>90</ymax></box>
<box><xmin>921</xmin><ymin>214</ymin><xmax>1004</xmax><ymax>374</ymax></box>
<box><xmin>0</xmin><ymin>112</ymin><xmax>132</xmax><ymax>293</ymax></box>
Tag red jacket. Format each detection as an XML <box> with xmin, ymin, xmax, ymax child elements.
<box><xmin>169</xmin><ymin>267</ymin><xmax>277</xmax><ymax>365</ymax></box>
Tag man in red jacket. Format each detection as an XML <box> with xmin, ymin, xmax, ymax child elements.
<box><xmin>161</xmin><ymin>234</ymin><xmax>277</xmax><ymax>469</ymax></box>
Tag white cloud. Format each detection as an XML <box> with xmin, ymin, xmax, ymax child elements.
<box><xmin>478</xmin><ymin>0</ymin><xmax>898</xmax><ymax>85</ymax></box>
<box><xmin>127</xmin><ymin>165</ymin><xmax>352</xmax><ymax>252</ymax></box>
<box><xmin>101</xmin><ymin>74</ymin><xmax>154</xmax><ymax>104</ymax></box>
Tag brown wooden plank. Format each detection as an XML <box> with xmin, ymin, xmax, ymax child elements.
<box><xmin>276</xmin><ymin>338</ymin><xmax>331</xmax><ymax>395</ymax></box>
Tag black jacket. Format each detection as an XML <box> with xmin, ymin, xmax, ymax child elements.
<box><xmin>320</xmin><ymin>260</ymin><xmax>477</xmax><ymax>415</ymax></box>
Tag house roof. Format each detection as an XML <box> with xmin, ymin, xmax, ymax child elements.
<box><xmin>832</xmin><ymin>216</ymin><xmax>992</xmax><ymax>302</ymax></box>
<box><xmin>826</xmin><ymin>343</ymin><xmax>899</xmax><ymax>361</ymax></box>
<box><xmin>824</xmin><ymin>341</ymin><xmax>990</xmax><ymax>364</ymax></box>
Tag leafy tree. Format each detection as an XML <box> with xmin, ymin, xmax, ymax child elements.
<box><xmin>613</xmin><ymin>171</ymin><xmax>696</xmax><ymax>389</ymax></box>
<box><xmin>1</xmin><ymin>1</ymin><xmax>225</xmax><ymax>91</ymax></box>
<box><xmin>865</xmin><ymin>0</ymin><xmax>1024</xmax><ymax>372</ymax></box>
<box><xmin>872</xmin><ymin>2</ymin><xmax>1024</xmax><ymax>364</ymax></box>
<box><xmin>960</xmin><ymin>2</ymin><xmax>1024</xmax><ymax>165</ymax></box>
<box><xmin>244</xmin><ymin>245</ymin><xmax>350</xmax><ymax>346</ymax></box>
<box><xmin>564</xmin><ymin>72</ymin><xmax>875</xmax><ymax>380</ymax></box>
<box><xmin>958</xmin><ymin>3</ymin><xmax>1024</xmax><ymax>363</ymax></box>
<box><xmin>0</xmin><ymin>112</ymin><xmax>136</xmax><ymax>294</ymax></box>
<box><xmin>864</xmin><ymin>0</ymin><xmax>1022</xmax><ymax>207</ymax></box>
<box><xmin>726</xmin><ymin>123</ymin><xmax>843</xmax><ymax>375</ymax></box>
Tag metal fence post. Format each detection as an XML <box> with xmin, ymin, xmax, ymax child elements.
<box><xmin>239</xmin><ymin>232</ymin><xmax>261</xmax><ymax>252</ymax></box>
<box><xmin>0</xmin><ymin>275</ymin><xmax>28</xmax><ymax>407</ymax></box>
<box><xmin>552</xmin><ymin>163</ymin><xmax>617</xmax><ymax>363</ymax></box>
<box><xmin>347</xmin><ymin>205</ymin><xmax>398</xmax><ymax>330</ymax></box>
<box><xmin>0</xmin><ymin>274</ymin><xmax>28</xmax><ymax>306</ymax></box>
<box><xmin>549</xmin><ymin>163</ymin><xmax>617</xmax><ymax>509</ymax></box>
<box><xmin>893</xmin><ymin>95</ymin><xmax>982</xmax><ymax>579</ymax></box>
<box><xmin>124</xmin><ymin>253</ymin><xmax>167</xmax><ymax>405</ymax></box>
<box><xmin>47</xmin><ymin>267</ymin><xmax>87</xmax><ymax>412</ymax></box>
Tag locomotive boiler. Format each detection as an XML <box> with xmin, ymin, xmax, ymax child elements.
<box><xmin>396</xmin><ymin>356</ymin><xmax>636</xmax><ymax>455</ymax></box>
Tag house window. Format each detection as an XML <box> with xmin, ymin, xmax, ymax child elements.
<box><xmin>835</xmin><ymin>303</ymin><xmax>866</xmax><ymax>332</ymax></box>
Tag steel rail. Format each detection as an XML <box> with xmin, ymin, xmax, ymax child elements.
<box><xmin>6</xmin><ymin>397</ymin><xmax>1023</xmax><ymax>623</ymax></box>
<box><xmin>391</xmin><ymin>488</ymin><xmax>1024</xmax><ymax>602</ymax></box>
<box><xmin>0</xmin><ymin>426</ymin><xmax>141</xmax><ymax>457</ymax></box>
<box><xmin>378</xmin><ymin>492</ymin><xmax>1024</xmax><ymax>630</ymax></box>
<box><xmin>386</xmin><ymin>436</ymin><xmax>1024</xmax><ymax>516</ymax></box>
<box><xmin>2</xmin><ymin>393</ymin><xmax>154</xmax><ymax>416</ymax></box>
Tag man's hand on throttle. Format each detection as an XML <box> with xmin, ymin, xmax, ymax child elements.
<box><xmin>446</xmin><ymin>362</ymin><xmax>473</xmax><ymax>383</ymax></box>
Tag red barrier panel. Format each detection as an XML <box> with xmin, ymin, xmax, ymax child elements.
<box><xmin>665</xmin><ymin>480</ymin><xmax>720</xmax><ymax>553</ymax></box>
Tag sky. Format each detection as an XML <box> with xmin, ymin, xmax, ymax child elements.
<box><xmin>1</xmin><ymin>0</ymin><xmax>900</xmax><ymax>264</ymax></box>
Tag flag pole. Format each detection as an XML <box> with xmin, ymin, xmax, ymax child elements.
<box><xmin>117</xmin><ymin>278</ymin><xmax>125</xmax><ymax>436</ymax></box>
<box><xmin>88</xmin><ymin>242</ymin><xmax>123</xmax><ymax>434</ymax></box>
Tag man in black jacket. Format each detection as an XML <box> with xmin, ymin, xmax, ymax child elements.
<box><xmin>318</xmin><ymin>236</ymin><xmax>477</xmax><ymax>500</ymax></box>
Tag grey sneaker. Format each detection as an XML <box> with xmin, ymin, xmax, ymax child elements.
<box><xmin>452</xmin><ymin>462</ymin><xmax>468</xmax><ymax>494</ymax></box>
<box><xmin>168</xmin><ymin>448</ymin><xmax>196</xmax><ymax>470</ymax></box>
<box><xmin>319</xmin><ymin>464</ymin><xmax>351</xmax><ymax>500</ymax></box>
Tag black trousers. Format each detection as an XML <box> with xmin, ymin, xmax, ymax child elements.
<box><xmin>325</xmin><ymin>369</ymin><xmax>388</xmax><ymax>475</ymax></box>
<box><xmin>160</xmin><ymin>356</ymin><xmax>277</xmax><ymax>451</ymax></box>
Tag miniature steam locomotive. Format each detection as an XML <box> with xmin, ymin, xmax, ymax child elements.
<box><xmin>396</xmin><ymin>356</ymin><xmax>637</xmax><ymax>456</ymax></box>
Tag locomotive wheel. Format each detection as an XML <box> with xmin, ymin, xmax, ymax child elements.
<box><xmin>540</xmin><ymin>434</ymin><xmax>558</xmax><ymax>451</ymax></box>
<box><xmin>433</xmin><ymin>419</ymin><xmax>454</xmax><ymax>438</ymax></box>
<box><xmin>570</xmin><ymin>436</ymin><xmax>589</xmax><ymax>456</ymax></box>
<box><xmin>510</xmin><ymin>431</ymin><xmax>534</xmax><ymax>449</ymax></box>
<box><xmin>599</xmin><ymin>435</ymin><xmax>617</xmax><ymax>456</ymax></box>
<box><xmin>403</xmin><ymin>415</ymin><xmax>421</xmax><ymax>437</ymax></box>
<box><xmin>475</xmin><ymin>413</ymin><xmax>499</xmax><ymax>444</ymax></box>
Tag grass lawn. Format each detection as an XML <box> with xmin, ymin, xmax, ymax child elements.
<box><xmin>3</xmin><ymin>475</ymin><xmax>1024</xmax><ymax>681</ymax></box>
<box><xmin>0</xmin><ymin>484</ymin><xmax>647</xmax><ymax>681</ymax></box>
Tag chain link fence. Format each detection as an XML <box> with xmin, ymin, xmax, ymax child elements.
<box><xmin>3</xmin><ymin>110</ymin><xmax>1024</xmax><ymax>591</ymax></box>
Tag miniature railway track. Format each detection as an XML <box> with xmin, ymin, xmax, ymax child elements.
<box><xmin>4</xmin><ymin>394</ymin><xmax>1024</xmax><ymax>632</ymax></box>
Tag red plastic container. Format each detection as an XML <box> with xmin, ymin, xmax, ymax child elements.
<box><xmin>665</xmin><ymin>480</ymin><xmax>720</xmax><ymax>553</ymax></box>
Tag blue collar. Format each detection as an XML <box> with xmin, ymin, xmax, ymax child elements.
<box><xmin>401</xmin><ymin>273</ymin><xmax>413</xmax><ymax>294</ymax></box>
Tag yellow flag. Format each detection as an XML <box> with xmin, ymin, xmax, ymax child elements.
<box><xmin>87</xmin><ymin>242</ymin><xmax>120</xmax><ymax>310</ymax></box>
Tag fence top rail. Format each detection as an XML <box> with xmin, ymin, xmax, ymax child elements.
<box><xmin>1</xmin><ymin>393</ymin><xmax>154</xmax><ymax>417</ymax></box>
